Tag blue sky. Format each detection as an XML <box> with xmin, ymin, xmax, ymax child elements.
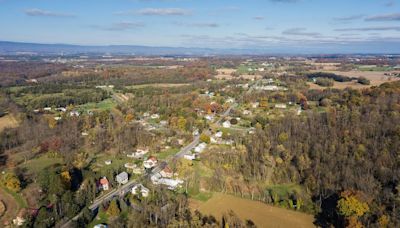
<box><xmin>0</xmin><ymin>0</ymin><xmax>399</xmax><ymax>52</ymax></box>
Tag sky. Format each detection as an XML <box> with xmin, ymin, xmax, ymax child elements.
<box><xmin>0</xmin><ymin>0</ymin><xmax>400</xmax><ymax>53</ymax></box>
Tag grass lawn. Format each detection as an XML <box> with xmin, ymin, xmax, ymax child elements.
<box><xmin>265</xmin><ymin>184</ymin><xmax>304</xmax><ymax>199</ymax></box>
<box><xmin>157</xmin><ymin>148</ymin><xmax>179</xmax><ymax>160</ymax></box>
<box><xmin>90</xmin><ymin>154</ymin><xmax>127</xmax><ymax>174</ymax></box>
<box><xmin>20</xmin><ymin>154</ymin><xmax>64</xmax><ymax>174</ymax></box>
<box><xmin>88</xmin><ymin>210</ymin><xmax>109</xmax><ymax>228</ymax></box>
<box><xmin>190</xmin><ymin>191</ymin><xmax>213</xmax><ymax>202</ymax></box>
<box><xmin>78</xmin><ymin>98</ymin><xmax>116</xmax><ymax>112</ymax></box>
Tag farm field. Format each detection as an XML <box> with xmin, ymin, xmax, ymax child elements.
<box><xmin>126</xmin><ymin>83</ymin><xmax>191</xmax><ymax>89</ymax></box>
<box><xmin>0</xmin><ymin>114</ymin><xmax>19</xmax><ymax>132</ymax></box>
<box><xmin>307</xmin><ymin>81</ymin><xmax>371</xmax><ymax>90</ymax></box>
<box><xmin>317</xmin><ymin>70</ymin><xmax>400</xmax><ymax>86</ymax></box>
<box><xmin>190</xmin><ymin>193</ymin><xmax>315</xmax><ymax>228</ymax></box>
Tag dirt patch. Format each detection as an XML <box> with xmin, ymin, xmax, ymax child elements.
<box><xmin>314</xmin><ymin>70</ymin><xmax>400</xmax><ymax>87</ymax></box>
<box><xmin>0</xmin><ymin>114</ymin><xmax>19</xmax><ymax>132</ymax></box>
<box><xmin>190</xmin><ymin>193</ymin><xmax>315</xmax><ymax>228</ymax></box>
<box><xmin>0</xmin><ymin>188</ymin><xmax>19</xmax><ymax>226</ymax></box>
<box><xmin>307</xmin><ymin>81</ymin><xmax>371</xmax><ymax>90</ymax></box>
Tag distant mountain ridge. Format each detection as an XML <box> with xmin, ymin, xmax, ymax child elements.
<box><xmin>1</xmin><ymin>40</ymin><xmax>400</xmax><ymax>55</ymax></box>
<box><xmin>0</xmin><ymin>41</ymin><xmax>245</xmax><ymax>56</ymax></box>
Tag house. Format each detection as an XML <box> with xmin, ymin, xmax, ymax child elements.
<box><xmin>150</xmin><ymin>114</ymin><xmax>160</xmax><ymax>119</ymax></box>
<box><xmin>105</xmin><ymin>160</ymin><xmax>112</xmax><ymax>165</ymax></box>
<box><xmin>242</xmin><ymin>110</ymin><xmax>252</xmax><ymax>115</ymax></box>
<box><xmin>43</xmin><ymin>107</ymin><xmax>52</xmax><ymax>111</ymax></box>
<box><xmin>116</xmin><ymin>172</ymin><xmax>129</xmax><ymax>185</ymax></box>
<box><xmin>184</xmin><ymin>154</ymin><xmax>196</xmax><ymax>160</ymax></box>
<box><xmin>152</xmin><ymin>176</ymin><xmax>183</xmax><ymax>190</ymax></box>
<box><xmin>160</xmin><ymin>167</ymin><xmax>173</xmax><ymax>178</ymax></box>
<box><xmin>160</xmin><ymin>120</ymin><xmax>168</xmax><ymax>126</ymax></box>
<box><xmin>215</xmin><ymin>131</ymin><xmax>223</xmax><ymax>138</ymax></box>
<box><xmin>99</xmin><ymin>177</ymin><xmax>109</xmax><ymax>191</ymax></box>
<box><xmin>251</xmin><ymin>102</ymin><xmax>259</xmax><ymax>108</ymax></box>
<box><xmin>70</xmin><ymin>110</ymin><xmax>80</xmax><ymax>117</ymax></box>
<box><xmin>131</xmin><ymin>184</ymin><xmax>150</xmax><ymax>197</ymax></box>
<box><xmin>275</xmin><ymin>104</ymin><xmax>287</xmax><ymax>109</ymax></box>
<box><xmin>54</xmin><ymin>116</ymin><xmax>62</xmax><ymax>121</ymax></box>
<box><xmin>194</xmin><ymin>143</ymin><xmax>207</xmax><ymax>153</ymax></box>
<box><xmin>226</xmin><ymin>97</ymin><xmax>235</xmax><ymax>103</ymax></box>
<box><xmin>222</xmin><ymin>120</ymin><xmax>231</xmax><ymax>128</ymax></box>
<box><xmin>144</xmin><ymin>156</ymin><xmax>158</xmax><ymax>169</ymax></box>
<box><xmin>93</xmin><ymin>224</ymin><xmax>108</xmax><ymax>228</ymax></box>
<box><xmin>205</xmin><ymin>115</ymin><xmax>214</xmax><ymax>121</ymax></box>
<box><xmin>56</xmin><ymin>107</ymin><xmax>67</xmax><ymax>112</ymax></box>
<box><xmin>81</xmin><ymin>132</ymin><xmax>89</xmax><ymax>136</ymax></box>
<box><xmin>13</xmin><ymin>216</ymin><xmax>26</xmax><ymax>226</ymax></box>
<box><xmin>143</xmin><ymin>112</ymin><xmax>150</xmax><ymax>117</ymax></box>
<box><xmin>127</xmin><ymin>148</ymin><xmax>149</xmax><ymax>158</ymax></box>
<box><xmin>124</xmin><ymin>163</ymin><xmax>136</xmax><ymax>169</ymax></box>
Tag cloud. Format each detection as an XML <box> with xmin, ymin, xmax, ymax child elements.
<box><xmin>91</xmin><ymin>22</ymin><xmax>144</xmax><ymax>31</ymax></box>
<box><xmin>365</xmin><ymin>13</ymin><xmax>400</xmax><ymax>21</ymax></box>
<box><xmin>137</xmin><ymin>8</ymin><xmax>191</xmax><ymax>16</ymax></box>
<box><xmin>282</xmin><ymin>28</ymin><xmax>321</xmax><ymax>37</ymax></box>
<box><xmin>385</xmin><ymin>1</ymin><xmax>395</xmax><ymax>7</ymax></box>
<box><xmin>24</xmin><ymin>8</ymin><xmax>75</xmax><ymax>17</ymax></box>
<box><xmin>174</xmin><ymin>22</ymin><xmax>219</xmax><ymax>28</ymax></box>
<box><xmin>192</xmin><ymin>23</ymin><xmax>219</xmax><ymax>28</ymax></box>
<box><xmin>253</xmin><ymin>16</ymin><xmax>265</xmax><ymax>20</ymax></box>
<box><xmin>333</xmin><ymin>15</ymin><xmax>364</xmax><ymax>21</ymax></box>
<box><xmin>334</xmin><ymin>26</ymin><xmax>400</xmax><ymax>32</ymax></box>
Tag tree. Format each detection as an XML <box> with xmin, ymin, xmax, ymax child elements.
<box><xmin>107</xmin><ymin>199</ymin><xmax>120</xmax><ymax>217</ymax></box>
<box><xmin>337</xmin><ymin>191</ymin><xmax>369</xmax><ymax>218</ymax></box>
<box><xmin>200</xmin><ymin>133</ymin><xmax>210</xmax><ymax>144</ymax></box>
<box><xmin>2</xmin><ymin>173</ymin><xmax>21</xmax><ymax>192</ymax></box>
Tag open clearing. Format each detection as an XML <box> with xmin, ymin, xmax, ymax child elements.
<box><xmin>126</xmin><ymin>83</ymin><xmax>191</xmax><ymax>89</ymax></box>
<box><xmin>190</xmin><ymin>193</ymin><xmax>315</xmax><ymax>228</ymax></box>
<box><xmin>0</xmin><ymin>187</ymin><xmax>19</xmax><ymax>226</ymax></box>
<box><xmin>0</xmin><ymin>114</ymin><xmax>18</xmax><ymax>132</ymax></box>
<box><xmin>314</xmin><ymin>70</ymin><xmax>400</xmax><ymax>88</ymax></box>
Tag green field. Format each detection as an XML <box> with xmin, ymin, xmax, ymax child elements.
<box><xmin>77</xmin><ymin>98</ymin><xmax>116</xmax><ymax>112</ymax></box>
<box><xmin>20</xmin><ymin>155</ymin><xmax>64</xmax><ymax>174</ymax></box>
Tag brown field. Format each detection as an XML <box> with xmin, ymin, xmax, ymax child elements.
<box><xmin>0</xmin><ymin>114</ymin><xmax>19</xmax><ymax>132</ymax></box>
<box><xmin>308</xmin><ymin>70</ymin><xmax>400</xmax><ymax>90</ymax></box>
<box><xmin>0</xmin><ymin>188</ymin><xmax>18</xmax><ymax>226</ymax></box>
<box><xmin>190</xmin><ymin>193</ymin><xmax>315</xmax><ymax>228</ymax></box>
<box><xmin>215</xmin><ymin>68</ymin><xmax>236</xmax><ymax>80</ymax></box>
<box><xmin>307</xmin><ymin>81</ymin><xmax>372</xmax><ymax>90</ymax></box>
<box><xmin>127</xmin><ymin>83</ymin><xmax>190</xmax><ymax>89</ymax></box>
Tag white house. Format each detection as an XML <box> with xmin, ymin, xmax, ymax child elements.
<box><xmin>184</xmin><ymin>154</ymin><xmax>196</xmax><ymax>160</ymax></box>
<box><xmin>152</xmin><ymin>177</ymin><xmax>183</xmax><ymax>190</ymax></box>
<box><xmin>242</xmin><ymin>110</ymin><xmax>252</xmax><ymax>115</ymax></box>
<box><xmin>57</xmin><ymin>107</ymin><xmax>67</xmax><ymax>112</ymax></box>
<box><xmin>105</xmin><ymin>160</ymin><xmax>112</xmax><ymax>165</ymax></box>
<box><xmin>143</xmin><ymin>156</ymin><xmax>158</xmax><ymax>169</ymax></box>
<box><xmin>275</xmin><ymin>104</ymin><xmax>287</xmax><ymax>109</ymax></box>
<box><xmin>116</xmin><ymin>172</ymin><xmax>129</xmax><ymax>185</ymax></box>
<box><xmin>131</xmin><ymin>184</ymin><xmax>150</xmax><ymax>197</ymax></box>
<box><xmin>43</xmin><ymin>107</ymin><xmax>52</xmax><ymax>111</ymax></box>
<box><xmin>150</xmin><ymin>114</ymin><xmax>160</xmax><ymax>119</ymax></box>
<box><xmin>222</xmin><ymin>120</ymin><xmax>231</xmax><ymax>128</ymax></box>
<box><xmin>205</xmin><ymin>115</ymin><xmax>214</xmax><ymax>121</ymax></box>
<box><xmin>70</xmin><ymin>110</ymin><xmax>80</xmax><ymax>117</ymax></box>
<box><xmin>99</xmin><ymin>177</ymin><xmax>109</xmax><ymax>191</ymax></box>
<box><xmin>215</xmin><ymin>131</ymin><xmax>223</xmax><ymax>138</ymax></box>
<box><xmin>251</xmin><ymin>102</ymin><xmax>259</xmax><ymax>108</ymax></box>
